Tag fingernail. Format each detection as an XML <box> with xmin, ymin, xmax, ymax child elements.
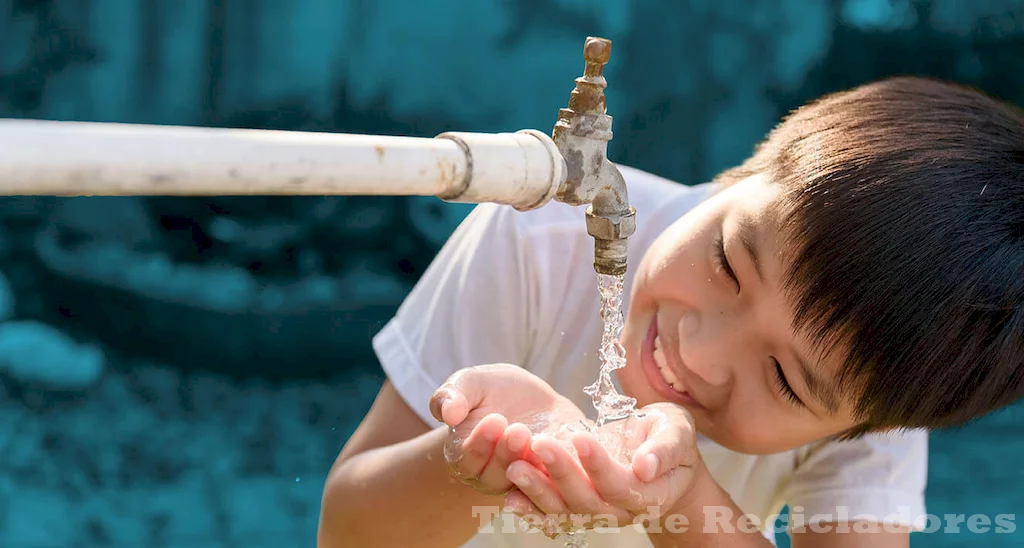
<box><xmin>432</xmin><ymin>389</ymin><xmax>454</xmax><ymax>421</ymax></box>
<box><xmin>513</xmin><ymin>474</ymin><xmax>531</xmax><ymax>488</ymax></box>
<box><xmin>646</xmin><ymin>454</ymin><xmax>659</xmax><ymax>479</ymax></box>
<box><xmin>575</xmin><ymin>439</ymin><xmax>590</xmax><ymax>458</ymax></box>
<box><xmin>439</xmin><ymin>387</ymin><xmax>457</xmax><ymax>404</ymax></box>
<box><xmin>507</xmin><ymin>433</ymin><xmax>526</xmax><ymax>453</ymax></box>
<box><xmin>536</xmin><ymin>448</ymin><xmax>555</xmax><ymax>465</ymax></box>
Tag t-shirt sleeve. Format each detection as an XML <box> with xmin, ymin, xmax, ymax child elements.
<box><xmin>372</xmin><ymin>203</ymin><xmax>535</xmax><ymax>427</ymax></box>
<box><xmin>781</xmin><ymin>429</ymin><xmax>929</xmax><ymax>532</ymax></box>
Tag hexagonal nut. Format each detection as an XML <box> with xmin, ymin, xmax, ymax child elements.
<box><xmin>585</xmin><ymin>207</ymin><xmax>636</xmax><ymax>240</ymax></box>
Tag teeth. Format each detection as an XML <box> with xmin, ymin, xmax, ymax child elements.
<box><xmin>657</xmin><ymin>352</ymin><xmax>680</xmax><ymax>384</ymax></box>
<box><xmin>652</xmin><ymin>342</ymin><xmax>685</xmax><ymax>394</ymax></box>
<box><xmin>652</xmin><ymin>342</ymin><xmax>666</xmax><ymax>368</ymax></box>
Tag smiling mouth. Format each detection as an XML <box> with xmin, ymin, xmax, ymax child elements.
<box><xmin>641</xmin><ymin>318</ymin><xmax>705</xmax><ymax>409</ymax></box>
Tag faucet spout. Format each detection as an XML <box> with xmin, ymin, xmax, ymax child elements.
<box><xmin>587</xmin><ymin>165</ymin><xmax>635</xmax><ymax>276</ymax></box>
<box><xmin>551</xmin><ymin>37</ymin><xmax>636</xmax><ymax>276</ymax></box>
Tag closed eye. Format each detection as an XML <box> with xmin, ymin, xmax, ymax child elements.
<box><xmin>713</xmin><ymin>232</ymin><xmax>739</xmax><ymax>291</ymax></box>
<box><xmin>773</xmin><ymin>358</ymin><xmax>806</xmax><ymax>408</ymax></box>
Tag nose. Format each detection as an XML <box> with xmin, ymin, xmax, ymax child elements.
<box><xmin>674</xmin><ymin>308</ymin><xmax>737</xmax><ymax>388</ymax></box>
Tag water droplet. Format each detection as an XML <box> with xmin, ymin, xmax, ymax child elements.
<box><xmin>295</xmin><ymin>477</ymin><xmax>300</xmax><ymax>482</ymax></box>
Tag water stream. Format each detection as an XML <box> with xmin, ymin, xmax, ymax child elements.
<box><xmin>586</xmin><ymin>273</ymin><xmax>638</xmax><ymax>426</ymax></box>
<box><xmin>558</xmin><ymin>273</ymin><xmax>639</xmax><ymax>547</ymax></box>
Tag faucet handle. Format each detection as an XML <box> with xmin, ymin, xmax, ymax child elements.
<box><xmin>563</xmin><ymin>36</ymin><xmax>611</xmax><ymax>120</ymax></box>
<box><xmin>583</xmin><ymin>37</ymin><xmax>611</xmax><ymax>78</ymax></box>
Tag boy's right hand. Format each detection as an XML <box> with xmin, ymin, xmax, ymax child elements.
<box><xmin>429</xmin><ymin>363</ymin><xmax>587</xmax><ymax>497</ymax></box>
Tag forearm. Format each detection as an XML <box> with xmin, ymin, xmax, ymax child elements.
<box><xmin>648</xmin><ymin>462</ymin><xmax>775</xmax><ymax>548</ymax></box>
<box><xmin>319</xmin><ymin>426</ymin><xmax>503</xmax><ymax>548</ymax></box>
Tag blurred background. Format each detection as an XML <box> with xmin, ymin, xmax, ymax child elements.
<box><xmin>0</xmin><ymin>0</ymin><xmax>1021</xmax><ymax>546</ymax></box>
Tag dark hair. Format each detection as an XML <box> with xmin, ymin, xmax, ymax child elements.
<box><xmin>718</xmin><ymin>76</ymin><xmax>1024</xmax><ymax>438</ymax></box>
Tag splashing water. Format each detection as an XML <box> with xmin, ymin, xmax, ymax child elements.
<box><xmin>558</xmin><ymin>273</ymin><xmax>639</xmax><ymax>547</ymax></box>
<box><xmin>563</xmin><ymin>528</ymin><xmax>588</xmax><ymax>548</ymax></box>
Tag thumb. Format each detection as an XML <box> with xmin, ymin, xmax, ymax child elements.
<box><xmin>428</xmin><ymin>367</ymin><xmax>490</xmax><ymax>427</ymax></box>
<box><xmin>632</xmin><ymin>407</ymin><xmax>697</xmax><ymax>482</ymax></box>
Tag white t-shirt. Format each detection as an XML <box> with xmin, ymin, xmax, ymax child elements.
<box><xmin>372</xmin><ymin>165</ymin><xmax>928</xmax><ymax>547</ymax></box>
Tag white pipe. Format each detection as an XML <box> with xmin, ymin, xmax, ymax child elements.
<box><xmin>0</xmin><ymin>119</ymin><xmax>565</xmax><ymax>211</ymax></box>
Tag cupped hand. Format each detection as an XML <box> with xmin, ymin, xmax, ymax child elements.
<box><xmin>429</xmin><ymin>363</ymin><xmax>588</xmax><ymax>497</ymax></box>
<box><xmin>502</xmin><ymin>402</ymin><xmax>702</xmax><ymax>535</ymax></box>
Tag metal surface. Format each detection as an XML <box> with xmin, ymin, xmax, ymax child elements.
<box><xmin>551</xmin><ymin>37</ymin><xmax>636</xmax><ymax>276</ymax></box>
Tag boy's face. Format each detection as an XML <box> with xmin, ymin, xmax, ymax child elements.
<box><xmin>618</xmin><ymin>174</ymin><xmax>861</xmax><ymax>454</ymax></box>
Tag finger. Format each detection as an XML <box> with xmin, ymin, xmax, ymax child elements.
<box><xmin>429</xmin><ymin>385</ymin><xmax>468</xmax><ymax>426</ymax></box>
<box><xmin>429</xmin><ymin>366</ymin><xmax>497</xmax><ymax>426</ymax></box>
<box><xmin>450</xmin><ymin>413</ymin><xmax>507</xmax><ymax>479</ymax></box>
<box><xmin>503</xmin><ymin>424</ymin><xmax>549</xmax><ymax>472</ymax></box>
<box><xmin>506</xmin><ymin>460</ymin><xmax>568</xmax><ymax>516</ymax></box>
<box><xmin>572</xmin><ymin>432</ymin><xmax>643</xmax><ymax>511</ymax></box>
<box><xmin>600</xmin><ymin>419</ymin><xmax>647</xmax><ymax>466</ymax></box>
<box><xmin>532</xmin><ymin>435</ymin><xmax>626</xmax><ymax>519</ymax></box>
<box><xmin>632</xmin><ymin>410</ymin><xmax>697</xmax><ymax>483</ymax></box>
<box><xmin>476</xmin><ymin>422</ymin><xmax>530</xmax><ymax>489</ymax></box>
<box><xmin>503</xmin><ymin>488</ymin><xmax>544</xmax><ymax>518</ymax></box>
<box><xmin>503</xmin><ymin>489</ymin><xmax>531</xmax><ymax>512</ymax></box>
<box><xmin>504</xmin><ymin>489</ymin><xmax>566</xmax><ymax>538</ymax></box>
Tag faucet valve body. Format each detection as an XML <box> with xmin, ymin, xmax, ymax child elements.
<box><xmin>552</xmin><ymin>37</ymin><xmax>635</xmax><ymax>276</ymax></box>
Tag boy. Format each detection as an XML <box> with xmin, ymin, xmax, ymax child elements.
<box><xmin>319</xmin><ymin>76</ymin><xmax>1024</xmax><ymax>547</ymax></box>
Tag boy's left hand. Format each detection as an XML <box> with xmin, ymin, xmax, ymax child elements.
<box><xmin>502</xmin><ymin>403</ymin><xmax>702</xmax><ymax>536</ymax></box>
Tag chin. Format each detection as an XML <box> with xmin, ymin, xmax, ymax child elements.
<box><xmin>696</xmin><ymin>422</ymin><xmax>820</xmax><ymax>456</ymax></box>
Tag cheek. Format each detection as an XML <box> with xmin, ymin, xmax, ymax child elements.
<box><xmin>707</xmin><ymin>411</ymin><xmax>824</xmax><ymax>454</ymax></box>
<box><xmin>632</xmin><ymin>194</ymin><xmax>727</xmax><ymax>305</ymax></box>
<box><xmin>714</xmin><ymin>389</ymin><xmax>779</xmax><ymax>444</ymax></box>
<box><xmin>707</xmin><ymin>398</ymin><xmax>856</xmax><ymax>454</ymax></box>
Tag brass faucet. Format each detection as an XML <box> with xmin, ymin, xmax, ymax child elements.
<box><xmin>551</xmin><ymin>37</ymin><xmax>636</xmax><ymax>277</ymax></box>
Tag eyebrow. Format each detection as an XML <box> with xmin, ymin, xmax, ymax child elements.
<box><xmin>793</xmin><ymin>346</ymin><xmax>841</xmax><ymax>415</ymax></box>
<box><xmin>736</xmin><ymin>213</ymin><xmax>765</xmax><ymax>283</ymax></box>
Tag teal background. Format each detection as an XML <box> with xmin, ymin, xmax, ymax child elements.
<box><xmin>0</xmin><ymin>0</ymin><xmax>1021</xmax><ymax>546</ymax></box>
